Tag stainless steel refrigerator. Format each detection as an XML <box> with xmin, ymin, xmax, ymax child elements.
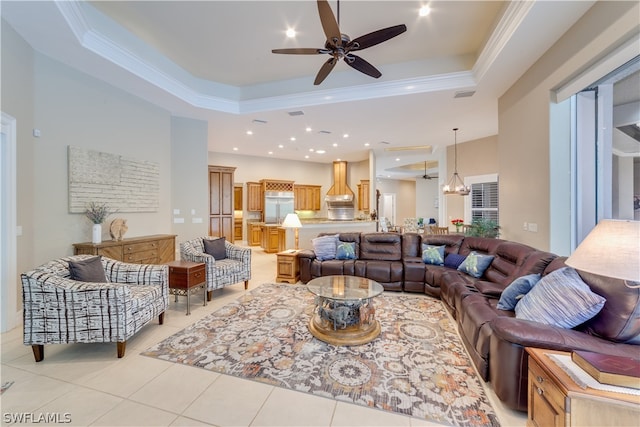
<box><xmin>264</xmin><ymin>191</ymin><xmax>294</xmax><ymax>224</ymax></box>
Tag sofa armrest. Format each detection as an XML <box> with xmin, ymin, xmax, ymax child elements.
<box><xmin>225</xmin><ymin>242</ymin><xmax>251</xmax><ymax>264</ymax></box>
<box><xmin>297</xmin><ymin>249</ymin><xmax>316</xmax><ymax>260</ymax></box>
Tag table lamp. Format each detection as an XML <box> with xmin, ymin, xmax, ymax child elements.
<box><xmin>282</xmin><ymin>213</ymin><xmax>302</xmax><ymax>250</ymax></box>
<box><xmin>565</xmin><ymin>219</ymin><xmax>640</xmax><ymax>287</ymax></box>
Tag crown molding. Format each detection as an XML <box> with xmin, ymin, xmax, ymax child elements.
<box><xmin>56</xmin><ymin>1</ymin><xmax>477</xmax><ymax>115</ymax></box>
<box><xmin>473</xmin><ymin>0</ymin><xmax>535</xmax><ymax>83</ymax></box>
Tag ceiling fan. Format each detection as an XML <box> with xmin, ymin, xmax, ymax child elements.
<box><xmin>271</xmin><ymin>0</ymin><xmax>407</xmax><ymax>85</ymax></box>
<box><xmin>421</xmin><ymin>161</ymin><xmax>434</xmax><ymax>180</ymax></box>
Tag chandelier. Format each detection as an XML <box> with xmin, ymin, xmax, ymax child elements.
<box><xmin>442</xmin><ymin>128</ymin><xmax>470</xmax><ymax>196</ymax></box>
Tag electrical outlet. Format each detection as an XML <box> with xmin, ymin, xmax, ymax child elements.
<box><xmin>528</xmin><ymin>223</ymin><xmax>538</xmax><ymax>232</ymax></box>
<box><xmin>523</xmin><ymin>222</ymin><xmax>528</xmax><ymax>230</ymax></box>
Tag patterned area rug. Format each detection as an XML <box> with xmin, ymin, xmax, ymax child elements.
<box><xmin>142</xmin><ymin>284</ymin><xmax>499</xmax><ymax>427</ymax></box>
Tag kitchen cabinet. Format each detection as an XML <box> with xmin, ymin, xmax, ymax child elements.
<box><xmin>234</xmin><ymin>185</ymin><xmax>243</xmax><ymax>211</ymax></box>
<box><xmin>246</xmin><ymin>182</ymin><xmax>262</xmax><ymax>212</ymax></box>
<box><xmin>261</xmin><ymin>224</ymin><xmax>280</xmax><ymax>253</ymax></box>
<box><xmin>294</xmin><ymin>184</ymin><xmax>322</xmax><ymax>210</ymax></box>
<box><xmin>248</xmin><ymin>222</ymin><xmax>262</xmax><ymax>246</ymax></box>
<box><xmin>234</xmin><ymin>218</ymin><xmax>243</xmax><ymax>241</ymax></box>
<box><xmin>209</xmin><ymin>165</ymin><xmax>235</xmax><ymax>242</ymax></box>
<box><xmin>73</xmin><ymin>234</ymin><xmax>176</xmax><ymax>264</ymax></box>
<box><xmin>357</xmin><ymin>180</ymin><xmax>370</xmax><ymax>212</ymax></box>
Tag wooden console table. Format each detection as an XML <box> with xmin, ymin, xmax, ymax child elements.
<box><xmin>73</xmin><ymin>234</ymin><xmax>176</xmax><ymax>264</ymax></box>
<box><xmin>526</xmin><ymin>348</ymin><xmax>639</xmax><ymax>427</ymax></box>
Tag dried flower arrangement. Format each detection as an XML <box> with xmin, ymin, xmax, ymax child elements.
<box><xmin>84</xmin><ymin>202</ymin><xmax>116</xmax><ymax>224</ymax></box>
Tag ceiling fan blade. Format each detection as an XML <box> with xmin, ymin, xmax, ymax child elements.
<box><xmin>345</xmin><ymin>54</ymin><xmax>381</xmax><ymax>79</ymax></box>
<box><xmin>317</xmin><ymin>0</ymin><xmax>341</xmax><ymax>47</ymax></box>
<box><xmin>272</xmin><ymin>48</ymin><xmax>325</xmax><ymax>55</ymax></box>
<box><xmin>314</xmin><ymin>56</ymin><xmax>338</xmax><ymax>85</ymax></box>
<box><xmin>347</xmin><ymin>24</ymin><xmax>407</xmax><ymax>51</ymax></box>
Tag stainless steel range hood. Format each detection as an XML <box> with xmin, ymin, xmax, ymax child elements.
<box><xmin>326</xmin><ymin>161</ymin><xmax>355</xmax><ymax>220</ymax></box>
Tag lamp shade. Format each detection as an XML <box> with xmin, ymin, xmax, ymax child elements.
<box><xmin>282</xmin><ymin>213</ymin><xmax>302</xmax><ymax>228</ymax></box>
<box><xmin>565</xmin><ymin>219</ymin><xmax>640</xmax><ymax>282</ymax></box>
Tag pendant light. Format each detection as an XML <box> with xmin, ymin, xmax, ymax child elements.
<box><xmin>442</xmin><ymin>128</ymin><xmax>470</xmax><ymax>196</ymax></box>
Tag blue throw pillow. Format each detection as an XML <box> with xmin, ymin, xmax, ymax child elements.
<box><xmin>457</xmin><ymin>251</ymin><xmax>495</xmax><ymax>278</ymax></box>
<box><xmin>497</xmin><ymin>273</ymin><xmax>541</xmax><ymax>310</ymax></box>
<box><xmin>336</xmin><ymin>242</ymin><xmax>356</xmax><ymax>260</ymax></box>
<box><xmin>422</xmin><ymin>244</ymin><xmax>445</xmax><ymax>266</ymax></box>
<box><xmin>312</xmin><ymin>234</ymin><xmax>339</xmax><ymax>261</ymax></box>
<box><xmin>515</xmin><ymin>267</ymin><xmax>606</xmax><ymax>329</ymax></box>
<box><xmin>444</xmin><ymin>253</ymin><xmax>466</xmax><ymax>269</ymax></box>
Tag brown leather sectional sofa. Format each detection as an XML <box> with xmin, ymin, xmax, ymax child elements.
<box><xmin>298</xmin><ymin>232</ymin><xmax>640</xmax><ymax>411</ymax></box>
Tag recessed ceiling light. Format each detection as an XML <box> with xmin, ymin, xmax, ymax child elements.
<box><xmin>246</xmin><ymin>130</ymin><xmax>253</xmax><ymax>135</ymax></box>
<box><xmin>364</xmin><ymin>143</ymin><xmax>370</xmax><ymax>147</ymax></box>
<box><xmin>309</xmin><ymin>148</ymin><xmax>315</xmax><ymax>152</ymax></box>
<box><xmin>419</xmin><ymin>5</ymin><xmax>431</xmax><ymax>16</ymax></box>
<box><xmin>305</xmin><ymin>155</ymin><xmax>309</xmax><ymax>159</ymax></box>
<box><xmin>316</xmin><ymin>150</ymin><xmax>326</xmax><ymax>154</ymax></box>
<box><xmin>336</xmin><ymin>158</ymin><xmax>341</xmax><ymax>161</ymax></box>
<box><xmin>395</xmin><ymin>158</ymin><xmax>400</xmax><ymax>161</ymax></box>
<box><xmin>278</xmin><ymin>144</ymin><xmax>284</xmax><ymax>148</ymax></box>
<box><xmin>343</xmin><ymin>133</ymin><xmax>349</xmax><ymax>138</ymax></box>
<box><xmin>233</xmin><ymin>147</ymin><xmax>238</xmax><ymax>151</ymax></box>
<box><xmin>305</xmin><ymin>127</ymin><xmax>312</xmax><ymax>132</ymax></box>
<box><xmin>286</xmin><ymin>28</ymin><xmax>296</xmax><ymax>38</ymax></box>
<box><xmin>268</xmin><ymin>151</ymin><xmax>273</xmax><ymax>155</ymax></box>
<box><xmin>332</xmin><ymin>143</ymin><xmax>338</xmax><ymax>147</ymax></box>
<box><xmin>290</xmin><ymin>137</ymin><xmax>296</xmax><ymax>141</ymax></box>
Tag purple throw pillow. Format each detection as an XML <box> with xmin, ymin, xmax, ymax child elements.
<box><xmin>444</xmin><ymin>253</ymin><xmax>466</xmax><ymax>269</ymax></box>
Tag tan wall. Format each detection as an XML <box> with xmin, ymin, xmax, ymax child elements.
<box><xmin>498</xmin><ymin>0</ymin><xmax>639</xmax><ymax>251</ymax></box>
<box><xmin>444</xmin><ymin>135</ymin><xmax>498</xmax><ymax>231</ymax></box>
<box><xmin>376</xmin><ymin>179</ymin><xmax>417</xmax><ymax>227</ymax></box>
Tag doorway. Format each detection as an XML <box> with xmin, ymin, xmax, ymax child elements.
<box><xmin>380</xmin><ymin>193</ymin><xmax>397</xmax><ymax>228</ymax></box>
<box><xmin>1</xmin><ymin>112</ymin><xmax>18</xmax><ymax>332</ymax></box>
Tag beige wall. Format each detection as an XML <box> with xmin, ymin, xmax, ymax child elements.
<box><xmin>498</xmin><ymin>0</ymin><xmax>639</xmax><ymax>251</ymax></box>
<box><xmin>444</xmin><ymin>135</ymin><xmax>498</xmax><ymax>231</ymax></box>
<box><xmin>376</xmin><ymin>179</ymin><xmax>417</xmax><ymax>227</ymax></box>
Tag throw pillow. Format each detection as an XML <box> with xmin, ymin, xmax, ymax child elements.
<box><xmin>444</xmin><ymin>253</ymin><xmax>467</xmax><ymax>269</ymax></box>
<box><xmin>496</xmin><ymin>273</ymin><xmax>541</xmax><ymax>310</ymax></box>
<box><xmin>336</xmin><ymin>242</ymin><xmax>356</xmax><ymax>260</ymax></box>
<box><xmin>203</xmin><ymin>237</ymin><xmax>227</xmax><ymax>260</ymax></box>
<box><xmin>312</xmin><ymin>234</ymin><xmax>339</xmax><ymax>261</ymax></box>
<box><xmin>515</xmin><ymin>267</ymin><xmax>606</xmax><ymax>329</ymax></box>
<box><xmin>68</xmin><ymin>256</ymin><xmax>107</xmax><ymax>283</ymax></box>
<box><xmin>457</xmin><ymin>251</ymin><xmax>495</xmax><ymax>278</ymax></box>
<box><xmin>422</xmin><ymin>244</ymin><xmax>445</xmax><ymax>266</ymax></box>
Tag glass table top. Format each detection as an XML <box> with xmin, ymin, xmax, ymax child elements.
<box><xmin>307</xmin><ymin>275</ymin><xmax>384</xmax><ymax>301</ymax></box>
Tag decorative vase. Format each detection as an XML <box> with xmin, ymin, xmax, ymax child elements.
<box><xmin>92</xmin><ymin>223</ymin><xmax>102</xmax><ymax>244</ymax></box>
<box><xmin>455</xmin><ymin>225</ymin><xmax>462</xmax><ymax>233</ymax></box>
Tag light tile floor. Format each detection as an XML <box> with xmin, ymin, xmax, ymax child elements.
<box><xmin>1</xmin><ymin>245</ymin><xmax>527</xmax><ymax>427</ymax></box>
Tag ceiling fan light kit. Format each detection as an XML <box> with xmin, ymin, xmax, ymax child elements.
<box><xmin>271</xmin><ymin>0</ymin><xmax>407</xmax><ymax>85</ymax></box>
<box><xmin>443</xmin><ymin>128</ymin><xmax>470</xmax><ymax>196</ymax></box>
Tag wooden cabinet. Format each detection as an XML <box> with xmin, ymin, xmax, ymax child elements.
<box><xmin>526</xmin><ymin>348</ymin><xmax>640</xmax><ymax>427</ymax></box>
<box><xmin>261</xmin><ymin>224</ymin><xmax>280</xmax><ymax>253</ymax></box>
<box><xmin>209</xmin><ymin>165</ymin><xmax>235</xmax><ymax>242</ymax></box>
<box><xmin>234</xmin><ymin>218</ymin><xmax>243</xmax><ymax>241</ymax></box>
<box><xmin>294</xmin><ymin>185</ymin><xmax>322</xmax><ymax>210</ymax></box>
<box><xmin>357</xmin><ymin>179</ymin><xmax>370</xmax><ymax>212</ymax></box>
<box><xmin>73</xmin><ymin>234</ymin><xmax>176</xmax><ymax>264</ymax></box>
<box><xmin>248</xmin><ymin>222</ymin><xmax>262</xmax><ymax>246</ymax></box>
<box><xmin>276</xmin><ymin>250</ymin><xmax>300</xmax><ymax>283</ymax></box>
<box><xmin>246</xmin><ymin>182</ymin><xmax>262</xmax><ymax>212</ymax></box>
<box><xmin>234</xmin><ymin>185</ymin><xmax>243</xmax><ymax>211</ymax></box>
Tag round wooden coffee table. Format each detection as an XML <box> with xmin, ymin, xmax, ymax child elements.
<box><xmin>307</xmin><ymin>275</ymin><xmax>383</xmax><ymax>346</ymax></box>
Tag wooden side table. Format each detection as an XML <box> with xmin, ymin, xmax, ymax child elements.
<box><xmin>526</xmin><ymin>348</ymin><xmax>640</xmax><ymax>427</ymax></box>
<box><xmin>167</xmin><ymin>260</ymin><xmax>206</xmax><ymax>315</ymax></box>
<box><xmin>276</xmin><ymin>250</ymin><xmax>300</xmax><ymax>284</ymax></box>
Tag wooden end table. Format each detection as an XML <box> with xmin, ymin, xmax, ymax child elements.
<box><xmin>167</xmin><ymin>260</ymin><xmax>206</xmax><ymax>315</ymax></box>
<box><xmin>526</xmin><ymin>347</ymin><xmax>640</xmax><ymax>427</ymax></box>
<box><xmin>276</xmin><ymin>250</ymin><xmax>300</xmax><ymax>284</ymax></box>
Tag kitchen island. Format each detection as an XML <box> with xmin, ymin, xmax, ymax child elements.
<box><xmin>296</xmin><ymin>219</ymin><xmax>377</xmax><ymax>250</ymax></box>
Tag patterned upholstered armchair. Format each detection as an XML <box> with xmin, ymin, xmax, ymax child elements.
<box><xmin>21</xmin><ymin>255</ymin><xmax>168</xmax><ymax>362</ymax></box>
<box><xmin>403</xmin><ymin>218</ymin><xmax>418</xmax><ymax>233</ymax></box>
<box><xmin>180</xmin><ymin>237</ymin><xmax>251</xmax><ymax>300</ymax></box>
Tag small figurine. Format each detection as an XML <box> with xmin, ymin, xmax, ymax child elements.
<box><xmin>109</xmin><ymin>218</ymin><xmax>128</xmax><ymax>241</ymax></box>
